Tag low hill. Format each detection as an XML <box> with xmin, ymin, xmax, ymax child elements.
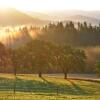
<box><xmin>0</xmin><ymin>8</ymin><xmax>48</xmax><ymax>26</ymax></box>
<box><xmin>26</xmin><ymin>11</ymin><xmax>51</xmax><ymax>20</ymax></box>
<box><xmin>65</xmin><ymin>15</ymin><xmax>100</xmax><ymax>25</ymax></box>
<box><xmin>28</xmin><ymin>10</ymin><xmax>100</xmax><ymax>25</ymax></box>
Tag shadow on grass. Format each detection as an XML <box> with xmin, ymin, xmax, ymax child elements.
<box><xmin>67</xmin><ymin>79</ymin><xmax>87</xmax><ymax>95</ymax></box>
<box><xmin>0</xmin><ymin>76</ymin><xmax>96</xmax><ymax>96</ymax></box>
<box><xmin>41</xmin><ymin>77</ymin><xmax>51</xmax><ymax>84</ymax></box>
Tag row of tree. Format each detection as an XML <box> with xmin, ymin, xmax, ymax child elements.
<box><xmin>2</xmin><ymin>21</ymin><xmax>100</xmax><ymax>48</ymax></box>
<box><xmin>8</xmin><ymin>39</ymin><xmax>86</xmax><ymax>79</ymax></box>
<box><xmin>39</xmin><ymin>21</ymin><xmax>100</xmax><ymax>46</ymax></box>
<box><xmin>0</xmin><ymin>36</ymin><xmax>100</xmax><ymax>78</ymax></box>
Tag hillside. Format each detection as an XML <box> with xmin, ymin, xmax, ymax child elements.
<box><xmin>28</xmin><ymin>10</ymin><xmax>100</xmax><ymax>25</ymax></box>
<box><xmin>65</xmin><ymin>15</ymin><xmax>100</xmax><ymax>25</ymax></box>
<box><xmin>43</xmin><ymin>10</ymin><xmax>100</xmax><ymax>20</ymax></box>
<box><xmin>26</xmin><ymin>11</ymin><xmax>51</xmax><ymax>20</ymax></box>
<box><xmin>0</xmin><ymin>8</ymin><xmax>48</xmax><ymax>26</ymax></box>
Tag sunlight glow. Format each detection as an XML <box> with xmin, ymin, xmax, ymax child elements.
<box><xmin>0</xmin><ymin>0</ymin><xmax>100</xmax><ymax>12</ymax></box>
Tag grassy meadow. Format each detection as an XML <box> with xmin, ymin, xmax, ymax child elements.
<box><xmin>0</xmin><ymin>74</ymin><xmax>99</xmax><ymax>100</ymax></box>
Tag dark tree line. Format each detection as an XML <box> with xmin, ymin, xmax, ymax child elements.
<box><xmin>39</xmin><ymin>22</ymin><xmax>100</xmax><ymax>46</ymax></box>
<box><xmin>1</xmin><ymin>39</ymin><xmax>100</xmax><ymax>78</ymax></box>
<box><xmin>8</xmin><ymin>40</ymin><xmax>86</xmax><ymax>79</ymax></box>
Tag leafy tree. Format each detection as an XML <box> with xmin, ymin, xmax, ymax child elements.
<box><xmin>26</xmin><ymin>40</ymin><xmax>53</xmax><ymax>77</ymax></box>
<box><xmin>95</xmin><ymin>61</ymin><xmax>100</xmax><ymax>77</ymax></box>
<box><xmin>0</xmin><ymin>42</ymin><xmax>11</xmax><ymax>72</ymax></box>
<box><xmin>52</xmin><ymin>45</ymin><xmax>86</xmax><ymax>79</ymax></box>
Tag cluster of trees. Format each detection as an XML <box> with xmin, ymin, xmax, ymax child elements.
<box><xmin>3</xmin><ymin>27</ymin><xmax>32</xmax><ymax>48</ymax></box>
<box><xmin>0</xmin><ymin>38</ymin><xmax>100</xmax><ymax>78</ymax></box>
<box><xmin>8</xmin><ymin>40</ymin><xmax>86</xmax><ymax>79</ymax></box>
<box><xmin>1</xmin><ymin>21</ymin><xmax>100</xmax><ymax>77</ymax></box>
<box><xmin>3</xmin><ymin>21</ymin><xmax>100</xmax><ymax>48</ymax></box>
<box><xmin>2</xmin><ymin>21</ymin><xmax>100</xmax><ymax>47</ymax></box>
<box><xmin>39</xmin><ymin>22</ymin><xmax>100</xmax><ymax>46</ymax></box>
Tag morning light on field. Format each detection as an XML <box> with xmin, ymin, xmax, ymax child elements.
<box><xmin>0</xmin><ymin>0</ymin><xmax>100</xmax><ymax>100</ymax></box>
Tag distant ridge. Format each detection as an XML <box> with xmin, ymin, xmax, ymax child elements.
<box><xmin>65</xmin><ymin>15</ymin><xmax>100</xmax><ymax>25</ymax></box>
<box><xmin>0</xmin><ymin>8</ymin><xmax>48</xmax><ymax>26</ymax></box>
<box><xmin>27</xmin><ymin>10</ymin><xmax>100</xmax><ymax>25</ymax></box>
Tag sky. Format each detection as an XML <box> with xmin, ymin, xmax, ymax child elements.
<box><xmin>0</xmin><ymin>0</ymin><xmax>100</xmax><ymax>12</ymax></box>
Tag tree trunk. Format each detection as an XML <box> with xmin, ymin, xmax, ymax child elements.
<box><xmin>13</xmin><ymin>76</ymin><xmax>16</xmax><ymax>94</ymax></box>
<box><xmin>13</xmin><ymin>66</ymin><xmax>17</xmax><ymax>94</ymax></box>
<box><xmin>64</xmin><ymin>73</ymin><xmax>67</xmax><ymax>79</ymax></box>
<box><xmin>63</xmin><ymin>68</ymin><xmax>68</xmax><ymax>79</ymax></box>
<box><xmin>38</xmin><ymin>72</ymin><xmax>42</xmax><ymax>77</ymax></box>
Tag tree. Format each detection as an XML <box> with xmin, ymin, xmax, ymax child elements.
<box><xmin>51</xmin><ymin>45</ymin><xmax>71</xmax><ymax>79</ymax></box>
<box><xmin>72</xmin><ymin>49</ymin><xmax>86</xmax><ymax>72</ymax></box>
<box><xmin>9</xmin><ymin>46</ymin><xmax>30</xmax><ymax>93</ymax></box>
<box><xmin>0</xmin><ymin>42</ymin><xmax>11</xmax><ymax>72</ymax></box>
<box><xmin>26</xmin><ymin>40</ymin><xmax>53</xmax><ymax>77</ymax></box>
<box><xmin>53</xmin><ymin>45</ymin><xmax>86</xmax><ymax>79</ymax></box>
<box><xmin>60</xmin><ymin>54</ymin><xmax>75</xmax><ymax>79</ymax></box>
<box><xmin>9</xmin><ymin>48</ymin><xmax>19</xmax><ymax>94</ymax></box>
<box><xmin>95</xmin><ymin>61</ymin><xmax>100</xmax><ymax>77</ymax></box>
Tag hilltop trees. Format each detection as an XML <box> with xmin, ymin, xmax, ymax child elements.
<box><xmin>39</xmin><ymin>21</ymin><xmax>100</xmax><ymax>46</ymax></box>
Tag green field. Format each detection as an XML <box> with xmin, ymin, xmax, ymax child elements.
<box><xmin>0</xmin><ymin>74</ymin><xmax>99</xmax><ymax>100</ymax></box>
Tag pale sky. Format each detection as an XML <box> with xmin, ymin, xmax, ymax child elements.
<box><xmin>0</xmin><ymin>0</ymin><xmax>100</xmax><ymax>12</ymax></box>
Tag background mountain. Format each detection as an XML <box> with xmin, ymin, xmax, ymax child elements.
<box><xmin>1</xmin><ymin>8</ymin><xmax>100</xmax><ymax>48</ymax></box>
<box><xmin>43</xmin><ymin>10</ymin><xmax>100</xmax><ymax>20</ymax></box>
<box><xmin>0</xmin><ymin>8</ymin><xmax>49</xmax><ymax>26</ymax></box>
<box><xmin>1</xmin><ymin>8</ymin><xmax>100</xmax><ymax>26</ymax></box>
<box><xmin>65</xmin><ymin>15</ymin><xmax>100</xmax><ymax>25</ymax></box>
<box><xmin>27</xmin><ymin>10</ymin><xmax>100</xmax><ymax>25</ymax></box>
<box><xmin>26</xmin><ymin>11</ymin><xmax>51</xmax><ymax>21</ymax></box>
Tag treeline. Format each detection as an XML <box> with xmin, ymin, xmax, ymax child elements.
<box><xmin>1</xmin><ymin>21</ymin><xmax>100</xmax><ymax>77</ymax></box>
<box><xmin>39</xmin><ymin>21</ymin><xmax>100</xmax><ymax>46</ymax></box>
<box><xmin>2</xmin><ymin>21</ymin><xmax>100</xmax><ymax>47</ymax></box>
<box><xmin>0</xmin><ymin>39</ymin><xmax>87</xmax><ymax>79</ymax></box>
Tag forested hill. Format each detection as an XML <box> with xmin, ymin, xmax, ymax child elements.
<box><xmin>39</xmin><ymin>22</ymin><xmax>100</xmax><ymax>46</ymax></box>
<box><xmin>0</xmin><ymin>21</ymin><xmax>100</xmax><ymax>48</ymax></box>
<box><xmin>65</xmin><ymin>15</ymin><xmax>100</xmax><ymax>25</ymax></box>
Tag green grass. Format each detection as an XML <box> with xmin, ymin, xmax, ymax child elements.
<box><xmin>0</xmin><ymin>74</ymin><xmax>99</xmax><ymax>100</ymax></box>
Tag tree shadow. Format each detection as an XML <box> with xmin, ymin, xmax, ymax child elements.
<box><xmin>0</xmin><ymin>76</ymin><xmax>97</xmax><ymax>96</ymax></box>
<box><xmin>0</xmin><ymin>77</ymin><xmax>14</xmax><ymax>91</ymax></box>
<box><xmin>67</xmin><ymin>79</ymin><xmax>88</xmax><ymax>95</ymax></box>
<box><xmin>40</xmin><ymin>77</ymin><xmax>90</xmax><ymax>96</ymax></box>
<box><xmin>40</xmin><ymin>77</ymin><xmax>51</xmax><ymax>84</ymax></box>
